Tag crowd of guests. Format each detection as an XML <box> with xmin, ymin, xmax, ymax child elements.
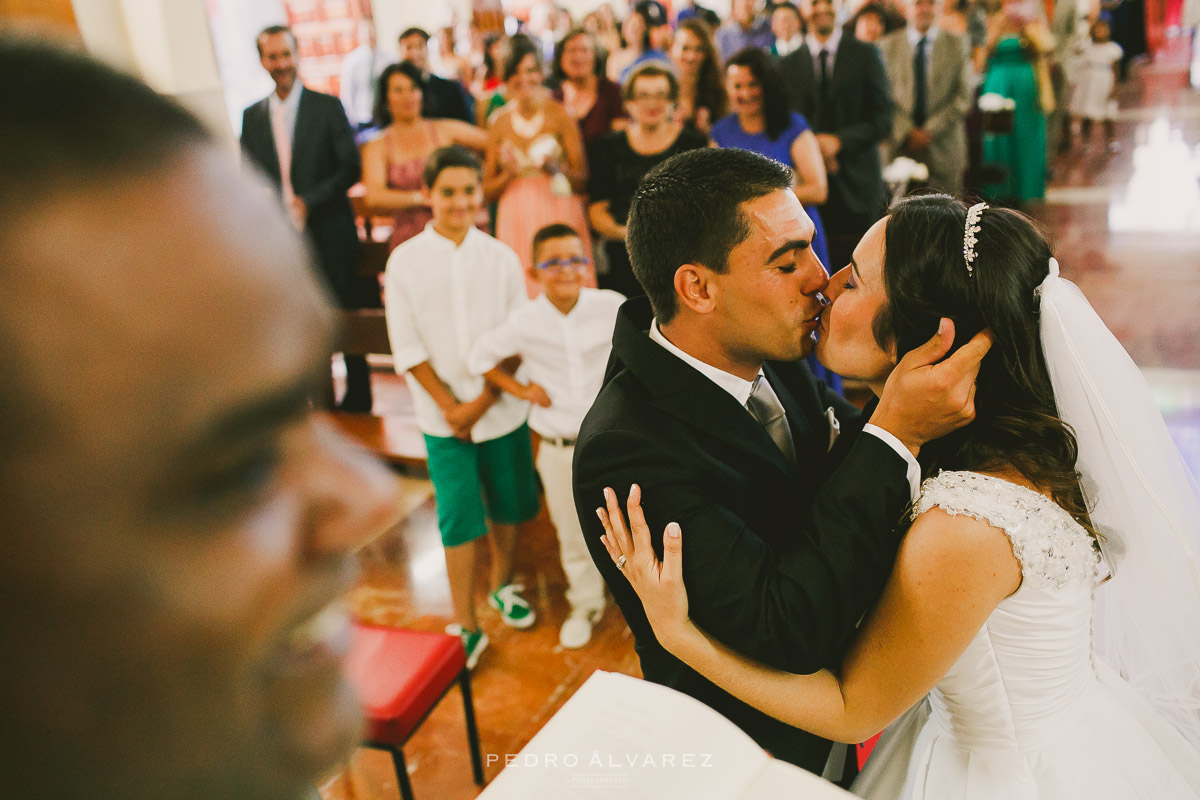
<box><xmin>238</xmin><ymin>0</ymin><xmax>1143</xmax><ymax>665</ymax></box>
<box><xmin>340</xmin><ymin>0</ymin><xmax>1133</xmax><ymax>276</ymax></box>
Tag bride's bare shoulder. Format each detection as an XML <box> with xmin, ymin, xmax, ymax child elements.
<box><xmin>902</xmin><ymin>498</ymin><xmax>1024</xmax><ymax>600</ymax></box>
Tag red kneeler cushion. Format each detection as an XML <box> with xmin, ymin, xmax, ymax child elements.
<box><xmin>857</xmin><ymin>733</ymin><xmax>881</xmax><ymax>769</ymax></box>
<box><xmin>343</xmin><ymin>622</ymin><xmax>467</xmax><ymax>744</ymax></box>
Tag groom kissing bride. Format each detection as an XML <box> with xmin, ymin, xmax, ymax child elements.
<box><xmin>574</xmin><ymin>148</ymin><xmax>1200</xmax><ymax>798</ymax></box>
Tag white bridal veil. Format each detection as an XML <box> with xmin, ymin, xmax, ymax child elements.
<box><xmin>1038</xmin><ymin>258</ymin><xmax>1200</xmax><ymax>748</ymax></box>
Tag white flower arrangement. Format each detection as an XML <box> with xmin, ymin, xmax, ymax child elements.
<box><xmin>978</xmin><ymin>92</ymin><xmax>1017</xmax><ymax>112</ymax></box>
<box><xmin>883</xmin><ymin>156</ymin><xmax>930</xmax><ymax>184</ymax></box>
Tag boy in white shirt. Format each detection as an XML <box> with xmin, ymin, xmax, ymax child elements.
<box><xmin>469</xmin><ymin>223</ymin><xmax>626</xmax><ymax>648</ymax></box>
<box><xmin>385</xmin><ymin>145</ymin><xmax>540</xmax><ymax>668</ymax></box>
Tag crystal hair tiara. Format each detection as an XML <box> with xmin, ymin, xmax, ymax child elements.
<box><xmin>963</xmin><ymin>202</ymin><xmax>988</xmax><ymax>276</ymax></box>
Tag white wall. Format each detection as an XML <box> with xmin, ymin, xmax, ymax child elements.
<box><xmin>72</xmin><ymin>0</ymin><xmax>234</xmax><ymax>141</ymax></box>
<box><xmin>205</xmin><ymin>0</ymin><xmax>287</xmax><ymax>138</ymax></box>
<box><xmin>373</xmin><ymin>0</ymin><xmax>464</xmax><ymax>58</ymax></box>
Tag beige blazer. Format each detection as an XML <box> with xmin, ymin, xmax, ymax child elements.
<box><xmin>877</xmin><ymin>28</ymin><xmax>972</xmax><ymax>194</ymax></box>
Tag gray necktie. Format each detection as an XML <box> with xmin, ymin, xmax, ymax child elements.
<box><xmin>747</xmin><ymin>376</ymin><xmax>797</xmax><ymax>465</ymax></box>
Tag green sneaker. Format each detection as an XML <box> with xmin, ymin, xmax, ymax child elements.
<box><xmin>488</xmin><ymin>582</ymin><xmax>536</xmax><ymax>629</ymax></box>
<box><xmin>445</xmin><ymin>624</ymin><xmax>489</xmax><ymax>670</ymax></box>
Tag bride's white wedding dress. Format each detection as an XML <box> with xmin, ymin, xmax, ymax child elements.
<box><xmin>853</xmin><ymin>470</ymin><xmax>1200</xmax><ymax>800</ymax></box>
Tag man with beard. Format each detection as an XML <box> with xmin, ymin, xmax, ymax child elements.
<box><xmin>241</xmin><ymin>25</ymin><xmax>371</xmax><ymax>412</ymax></box>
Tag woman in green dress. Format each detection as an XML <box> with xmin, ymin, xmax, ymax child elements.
<box><xmin>980</xmin><ymin>2</ymin><xmax>1054</xmax><ymax>205</ymax></box>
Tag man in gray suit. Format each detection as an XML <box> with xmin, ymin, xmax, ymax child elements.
<box><xmin>877</xmin><ymin>0</ymin><xmax>972</xmax><ymax>195</ymax></box>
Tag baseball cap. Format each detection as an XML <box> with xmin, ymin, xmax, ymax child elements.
<box><xmin>634</xmin><ymin>0</ymin><xmax>670</xmax><ymax>27</ymax></box>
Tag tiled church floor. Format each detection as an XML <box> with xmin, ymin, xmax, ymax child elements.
<box><xmin>320</xmin><ymin>39</ymin><xmax>1200</xmax><ymax>800</ymax></box>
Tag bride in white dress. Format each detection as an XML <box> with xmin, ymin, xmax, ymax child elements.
<box><xmin>596</xmin><ymin>195</ymin><xmax>1200</xmax><ymax>798</ymax></box>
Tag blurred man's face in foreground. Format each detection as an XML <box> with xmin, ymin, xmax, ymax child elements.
<box><xmin>1</xmin><ymin>141</ymin><xmax>403</xmax><ymax>799</ymax></box>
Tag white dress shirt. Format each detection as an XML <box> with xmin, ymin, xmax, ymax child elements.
<box><xmin>807</xmin><ymin>28</ymin><xmax>843</xmax><ymax>77</ymax></box>
<box><xmin>385</xmin><ymin>224</ymin><xmax>530</xmax><ymax>441</ymax></box>
<box><xmin>267</xmin><ymin>85</ymin><xmax>303</xmax><ymax>202</ymax></box>
<box><xmin>907</xmin><ymin>23</ymin><xmax>939</xmax><ymax>51</ymax></box>
<box><xmin>649</xmin><ymin>321</ymin><xmax>920</xmax><ymax>498</ymax></box>
<box><xmin>468</xmin><ymin>289</ymin><xmax>625</xmax><ymax>440</ymax></box>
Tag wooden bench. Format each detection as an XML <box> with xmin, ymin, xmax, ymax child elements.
<box><xmin>327</xmin><ymin>308</ymin><xmax>428</xmax><ymax>471</ymax></box>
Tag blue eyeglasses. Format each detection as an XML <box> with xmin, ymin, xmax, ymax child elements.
<box><xmin>534</xmin><ymin>256</ymin><xmax>591</xmax><ymax>272</ymax></box>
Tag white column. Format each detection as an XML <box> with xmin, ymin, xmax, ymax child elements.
<box><xmin>72</xmin><ymin>0</ymin><xmax>234</xmax><ymax>142</ymax></box>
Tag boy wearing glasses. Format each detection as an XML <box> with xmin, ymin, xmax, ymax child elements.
<box><xmin>469</xmin><ymin>223</ymin><xmax>625</xmax><ymax>648</ymax></box>
<box><xmin>385</xmin><ymin>145</ymin><xmax>540</xmax><ymax>668</ymax></box>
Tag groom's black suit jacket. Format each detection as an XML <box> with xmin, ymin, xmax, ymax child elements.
<box><xmin>574</xmin><ymin>297</ymin><xmax>912</xmax><ymax>773</ymax></box>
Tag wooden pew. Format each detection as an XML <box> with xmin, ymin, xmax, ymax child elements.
<box><xmin>325</xmin><ymin>308</ymin><xmax>428</xmax><ymax>472</ymax></box>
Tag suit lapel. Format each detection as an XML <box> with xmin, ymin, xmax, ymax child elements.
<box><xmin>891</xmin><ymin>37</ymin><xmax>915</xmax><ymax>114</ymax></box>
<box><xmin>794</xmin><ymin>45</ymin><xmax>817</xmax><ymax>117</ymax></box>
<box><xmin>609</xmin><ymin>299</ymin><xmax>800</xmax><ymax>479</ymax></box>
<box><xmin>254</xmin><ymin>98</ymin><xmax>282</xmax><ymax>185</ymax></box>
<box><xmin>289</xmin><ymin>87</ymin><xmax>312</xmax><ymax>188</ymax></box>
<box><xmin>931</xmin><ymin>32</ymin><xmax>954</xmax><ymax>105</ymax></box>
<box><xmin>830</xmin><ymin>40</ymin><xmax>851</xmax><ymax>94</ymax></box>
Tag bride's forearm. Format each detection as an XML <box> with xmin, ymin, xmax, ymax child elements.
<box><xmin>665</xmin><ymin>623</ymin><xmax>870</xmax><ymax>743</ymax></box>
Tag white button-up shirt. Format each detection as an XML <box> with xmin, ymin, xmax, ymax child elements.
<box><xmin>907</xmin><ymin>24</ymin><xmax>938</xmax><ymax>51</ymax></box>
<box><xmin>649</xmin><ymin>320</ymin><xmax>919</xmax><ymax>498</ymax></box>
<box><xmin>807</xmin><ymin>28</ymin><xmax>843</xmax><ymax>78</ymax></box>
<box><xmin>268</xmin><ymin>85</ymin><xmax>303</xmax><ymax>200</ymax></box>
<box><xmin>468</xmin><ymin>289</ymin><xmax>625</xmax><ymax>439</ymax></box>
<box><xmin>650</xmin><ymin>319</ymin><xmax>792</xmax><ymax>436</ymax></box>
<box><xmin>385</xmin><ymin>224</ymin><xmax>530</xmax><ymax>441</ymax></box>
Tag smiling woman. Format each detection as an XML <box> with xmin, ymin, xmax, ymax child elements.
<box><xmin>484</xmin><ymin>35</ymin><xmax>593</xmax><ymax>289</ymax></box>
<box><xmin>360</xmin><ymin>61</ymin><xmax>488</xmax><ymax>252</ymax></box>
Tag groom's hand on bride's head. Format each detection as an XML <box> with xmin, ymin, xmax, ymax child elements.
<box><xmin>870</xmin><ymin>319</ymin><xmax>995</xmax><ymax>457</ymax></box>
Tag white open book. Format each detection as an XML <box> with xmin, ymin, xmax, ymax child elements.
<box><xmin>479</xmin><ymin>670</ymin><xmax>855</xmax><ymax>799</ymax></box>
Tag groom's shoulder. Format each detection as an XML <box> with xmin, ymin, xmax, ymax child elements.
<box><xmin>579</xmin><ymin>364</ymin><xmax>659</xmax><ymax>440</ymax></box>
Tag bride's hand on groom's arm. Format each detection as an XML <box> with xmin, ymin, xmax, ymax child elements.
<box><xmin>870</xmin><ymin>318</ymin><xmax>994</xmax><ymax>457</ymax></box>
<box><xmin>597</xmin><ymin>484</ymin><xmax>695</xmax><ymax>651</ymax></box>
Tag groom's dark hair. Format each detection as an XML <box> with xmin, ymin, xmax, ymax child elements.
<box><xmin>627</xmin><ymin>148</ymin><xmax>793</xmax><ymax>324</ymax></box>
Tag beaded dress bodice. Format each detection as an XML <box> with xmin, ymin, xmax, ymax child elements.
<box><xmin>854</xmin><ymin>472</ymin><xmax>1200</xmax><ymax>799</ymax></box>
<box><xmin>913</xmin><ymin>471</ymin><xmax>1102</xmax><ymax>750</ymax></box>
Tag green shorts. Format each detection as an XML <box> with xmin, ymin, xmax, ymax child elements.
<box><xmin>423</xmin><ymin>422</ymin><xmax>540</xmax><ymax>548</ymax></box>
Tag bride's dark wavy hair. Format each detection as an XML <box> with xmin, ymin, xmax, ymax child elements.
<box><xmin>875</xmin><ymin>194</ymin><xmax>1095</xmax><ymax>536</ymax></box>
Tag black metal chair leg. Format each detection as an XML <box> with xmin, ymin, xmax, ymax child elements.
<box><xmin>388</xmin><ymin>745</ymin><xmax>415</xmax><ymax>800</ymax></box>
<box><xmin>459</xmin><ymin>668</ymin><xmax>486</xmax><ymax>786</ymax></box>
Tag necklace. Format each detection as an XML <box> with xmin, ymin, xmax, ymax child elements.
<box><xmin>510</xmin><ymin>107</ymin><xmax>546</xmax><ymax>139</ymax></box>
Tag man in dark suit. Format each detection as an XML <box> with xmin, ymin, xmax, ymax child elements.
<box><xmin>240</xmin><ymin>25</ymin><xmax>370</xmax><ymax>412</ymax></box>
<box><xmin>573</xmin><ymin>149</ymin><xmax>988</xmax><ymax>776</ymax></box>
<box><xmin>779</xmin><ymin>0</ymin><xmax>892</xmax><ymax>270</ymax></box>
<box><xmin>398</xmin><ymin>27</ymin><xmax>475</xmax><ymax>124</ymax></box>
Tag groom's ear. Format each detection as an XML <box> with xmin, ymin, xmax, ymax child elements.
<box><xmin>674</xmin><ymin>263</ymin><xmax>717</xmax><ymax>316</ymax></box>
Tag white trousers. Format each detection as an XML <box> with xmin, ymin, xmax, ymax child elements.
<box><xmin>536</xmin><ymin>441</ymin><xmax>606</xmax><ymax>613</ymax></box>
